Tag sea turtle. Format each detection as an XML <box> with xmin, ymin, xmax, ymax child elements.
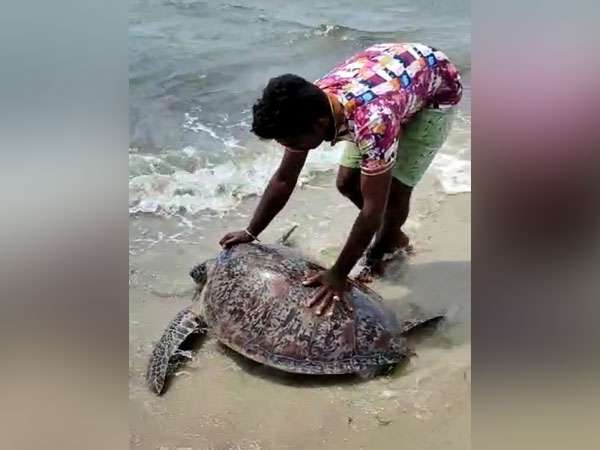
<box><xmin>147</xmin><ymin>227</ymin><xmax>443</xmax><ymax>394</ymax></box>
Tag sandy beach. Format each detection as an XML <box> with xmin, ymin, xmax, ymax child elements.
<box><xmin>129</xmin><ymin>167</ymin><xmax>471</xmax><ymax>450</ymax></box>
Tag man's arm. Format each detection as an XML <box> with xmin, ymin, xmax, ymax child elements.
<box><xmin>247</xmin><ymin>149</ymin><xmax>308</xmax><ymax>236</ymax></box>
<box><xmin>331</xmin><ymin>170</ymin><xmax>393</xmax><ymax>277</ymax></box>
<box><xmin>220</xmin><ymin>149</ymin><xmax>308</xmax><ymax>248</ymax></box>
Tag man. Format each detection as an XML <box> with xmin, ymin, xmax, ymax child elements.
<box><xmin>219</xmin><ymin>43</ymin><xmax>462</xmax><ymax>315</ymax></box>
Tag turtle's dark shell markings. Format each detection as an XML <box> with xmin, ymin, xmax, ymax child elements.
<box><xmin>147</xmin><ymin>229</ymin><xmax>443</xmax><ymax>394</ymax></box>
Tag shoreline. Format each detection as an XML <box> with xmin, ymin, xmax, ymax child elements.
<box><xmin>129</xmin><ymin>169</ymin><xmax>471</xmax><ymax>450</ymax></box>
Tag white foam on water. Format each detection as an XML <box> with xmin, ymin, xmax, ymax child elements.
<box><xmin>129</xmin><ymin>143</ymin><xmax>345</xmax><ymax>216</ymax></box>
<box><xmin>129</xmin><ymin>143</ymin><xmax>471</xmax><ymax>216</ymax></box>
<box><xmin>183</xmin><ymin>112</ymin><xmax>243</xmax><ymax>149</ymax></box>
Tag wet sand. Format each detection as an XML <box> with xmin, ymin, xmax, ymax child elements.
<box><xmin>129</xmin><ymin>171</ymin><xmax>471</xmax><ymax>450</ymax></box>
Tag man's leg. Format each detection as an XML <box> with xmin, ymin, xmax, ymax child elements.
<box><xmin>336</xmin><ymin>165</ymin><xmax>412</xmax><ymax>252</ymax></box>
<box><xmin>368</xmin><ymin>178</ymin><xmax>413</xmax><ymax>261</ymax></box>
<box><xmin>336</xmin><ymin>140</ymin><xmax>364</xmax><ymax>208</ymax></box>
<box><xmin>336</xmin><ymin>166</ymin><xmax>363</xmax><ymax>209</ymax></box>
<box><xmin>337</xmin><ymin>166</ymin><xmax>412</xmax><ymax>268</ymax></box>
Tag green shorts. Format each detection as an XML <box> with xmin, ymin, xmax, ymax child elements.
<box><xmin>339</xmin><ymin>106</ymin><xmax>456</xmax><ymax>187</ymax></box>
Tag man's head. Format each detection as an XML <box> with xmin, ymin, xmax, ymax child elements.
<box><xmin>251</xmin><ymin>74</ymin><xmax>333</xmax><ymax>151</ymax></box>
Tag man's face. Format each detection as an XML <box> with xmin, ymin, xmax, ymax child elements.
<box><xmin>275</xmin><ymin>117</ymin><xmax>329</xmax><ymax>151</ymax></box>
<box><xmin>277</xmin><ymin>132</ymin><xmax>324</xmax><ymax>151</ymax></box>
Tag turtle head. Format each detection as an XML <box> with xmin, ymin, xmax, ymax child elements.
<box><xmin>189</xmin><ymin>259</ymin><xmax>215</xmax><ymax>287</ymax></box>
<box><xmin>188</xmin><ymin>260</ymin><xmax>215</xmax><ymax>316</ymax></box>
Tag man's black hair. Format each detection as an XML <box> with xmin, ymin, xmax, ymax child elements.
<box><xmin>251</xmin><ymin>74</ymin><xmax>330</xmax><ymax>140</ymax></box>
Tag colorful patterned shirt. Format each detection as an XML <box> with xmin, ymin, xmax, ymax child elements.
<box><xmin>315</xmin><ymin>43</ymin><xmax>463</xmax><ymax>176</ymax></box>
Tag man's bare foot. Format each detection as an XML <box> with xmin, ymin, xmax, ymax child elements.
<box><xmin>356</xmin><ymin>229</ymin><xmax>414</xmax><ymax>283</ymax></box>
<box><xmin>355</xmin><ymin>259</ymin><xmax>385</xmax><ymax>283</ymax></box>
<box><xmin>390</xmin><ymin>228</ymin><xmax>415</xmax><ymax>256</ymax></box>
<box><xmin>366</xmin><ymin>229</ymin><xmax>414</xmax><ymax>261</ymax></box>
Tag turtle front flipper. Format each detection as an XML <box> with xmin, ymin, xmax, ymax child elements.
<box><xmin>275</xmin><ymin>224</ymin><xmax>298</xmax><ymax>247</ymax></box>
<box><xmin>146</xmin><ymin>307</ymin><xmax>207</xmax><ymax>395</ymax></box>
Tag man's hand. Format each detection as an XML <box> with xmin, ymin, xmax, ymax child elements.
<box><xmin>302</xmin><ymin>269</ymin><xmax>354</xmax><ymax>316</ymax></box>
<box><xmin>219</xmin><ymin>230</ymin><xmax>254</xmax><ymax>248</ymax></box>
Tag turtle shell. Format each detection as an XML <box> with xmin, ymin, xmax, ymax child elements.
<box><xmin>200</xmin><ymin>243</ymin><xmax>408</xmax><ymax>374</ymax></box>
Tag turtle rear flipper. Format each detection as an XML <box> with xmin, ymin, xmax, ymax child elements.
<box><xmin>146</xmin><ymin>308</ymin><xmax>207</xmax><ymax>395</ymax></box>
<box><xmin>401</xmin><ymin>314</ymin><xmax>445</xmax><ymax>336</ymax></box>
<box><xmin>356</xmin><ymin>363</ymin><xmax>397</xmax><ymax>379</ymax></box>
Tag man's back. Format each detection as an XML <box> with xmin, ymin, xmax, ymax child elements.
<box><xmin>316</xmin><ymin>43</ymin><xmax>462</xmax><ymax>124</ymax></box>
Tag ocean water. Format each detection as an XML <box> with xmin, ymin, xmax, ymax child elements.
<box><xmin>129</xmin><ymin>0</ymin><xmax>471</xmax><ymax>215</ymax></box>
